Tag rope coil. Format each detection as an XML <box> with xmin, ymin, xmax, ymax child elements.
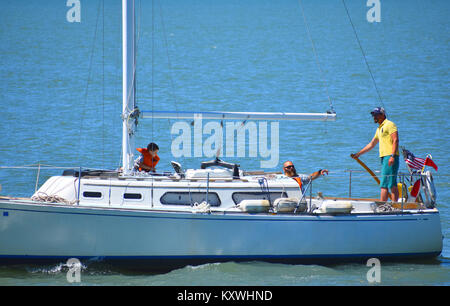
<box><xmin>31</xmin><ymin>192</ymin><xmax>76</xmax><ymax>205</ymax></box>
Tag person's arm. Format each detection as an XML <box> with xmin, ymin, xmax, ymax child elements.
<box><xmin>134</xmin><ymin>155</ymin><xmax>143</xmax><ymax>170</ymax></box>
<box><xmin>353</xmin><ymin>136</ymin><xmax>379</xmax><ymax>159</ymax></box>
<box><xmin>153</xmin><ymin>155</ymin><xmax>160</xmax><ymax>168</ymax></box>
<box><xmin>388</xmin><ymin>131</ymin><xmax>399</xmax><ymax>166</ymax></box>
<box><xmin>310</xmin><ymin>169</ymin><xmax>329</xmax><ymax>181</ymax></box>
<box><xmin>138</xmin><ymin>162</ymin><xmax>155</xmax><ymax>172</ymax></box>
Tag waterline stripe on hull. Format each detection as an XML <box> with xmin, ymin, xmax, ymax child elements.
<box><xmin>0</xmin><ymin>252</ymin><xmax>441</xmax><ymax>261</ymax></box>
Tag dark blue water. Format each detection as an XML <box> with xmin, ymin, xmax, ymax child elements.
<box><xmin>0</xmin><ymin>0</ymin><xmax>449</xmax><ymax>285</ymax></box>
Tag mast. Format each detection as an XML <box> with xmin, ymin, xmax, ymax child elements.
<box><xmin>122</xmin><ymin>0</ymin><xmax>136</xmax><ymax>175</ymax></box>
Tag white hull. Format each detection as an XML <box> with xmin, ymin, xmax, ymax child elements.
<box><xmin>0</xmin><ymin>198</ymin><xmax>442</xmax><ymax>268</ymax></box>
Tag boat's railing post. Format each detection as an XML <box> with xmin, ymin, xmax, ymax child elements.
<box><xmin>295</xmin><ymin>179</ymin><xmax>312</xmax><ymax>214</ymax></box>
<box><xmin>206</xmin><ymin>172</ymin><xmax>209</xmax><ymax>205</ymax></box>
<box><xmin>151</xmin><ymin>175</ymin><xmax>154</xmax><ymax>208</ymax></box>
<box><xmin>349</xmin><ymin>170</ymin><xmax>352</xmax><ymax>198</ymax></box>
<box><xmin>34</xmin><ymin>162</ymin><xmax>41</xmax><ymax>193</ymax></box>
<box><xmin>77</xmin><ymin>167</ymin><xmax>82</xmax><ymax>205</ymax></box>
<box><xmin>309</xmin><ymin>178</ymin><xmax>312</xmax><ymax>210</ymax></box>
<box><xmin>258</xmin><ymin>178</ymin><xmax>271</xmax><ymax>207</ymax></box>
<box><xmin>400</xmin><ymin>173</ymin><xmax>404</xmax><ymax>212</ymax></box>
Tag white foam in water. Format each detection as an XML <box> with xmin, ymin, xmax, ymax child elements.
<box><xmin>27</xmin><ymin>261</ymin><xmax>86</xmax><ymax>275</ymax></box>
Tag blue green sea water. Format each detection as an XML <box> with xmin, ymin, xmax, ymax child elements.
<box><xmin>0</xmin><ymin>0</ymin><xmax>449</xmax><ymax>286</ymax></box>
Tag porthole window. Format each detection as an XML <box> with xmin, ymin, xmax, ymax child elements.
<box><xmin>83</xmin><ymin>191</ymin><xmax>102</xmax><ymax>198</ymax></box>
<box><xmin>160</xmin><ymin>192</ymin><xmax>221</xmax><ymax>206</ymax></box>
<box><xmin>123</xmin><ymin>193</ymin><xmax>143</xmax><ymax>200</ymax></box>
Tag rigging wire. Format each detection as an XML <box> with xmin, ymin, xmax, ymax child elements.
<box><xmin>77</xmin><ymin>0</ymin><xmax>103</xmax><ymax>166</ymax></box>
<box><xmin>102</xmin><ymin>0</ymin><xmax>105</xmax><ymax>169</ymax></box>
<box><xmin>297</xmin><ymin>0</ymin><xmax>334</xmax><ymax>113</ymax></box>
<box><xmin>157</xmin><ymin>0</ymin><xmax>180</xmax><ymax>114</ymax></box>
<box><xmin>129</xmin><ymin>0</ymin><xmax>181</xmax><ymax>170</ymax></box>
<box><xmin>134</xmin><ymin>0</ymin><xmax>140</xmax><ymax>126</ymax></box>
<box><xmin>156</xmin><ymin>0</ymin><xmax>185</xmax><ymax>165</ymax></box>
<box><xmin>341</xmin><ymin>0</ymin><xmax>385</xmax><ymax>109</ymax></box>
<box><xmin>151</xmin><ymin>0</ymin><xmax>155</xmax><ymax>143</ymax></box>
<box><xmin>135</xmin><ymin>0</ymin><xmax>144</xmax><ymax>119</ymax></box>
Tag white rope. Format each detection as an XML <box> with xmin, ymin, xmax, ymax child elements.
<box><xmin>191</xmin><ymin>201</ymin><xmax>211</xmax><ymax>214</ymax></box>
<box><xmin>31</xmin><ymin>192</ymin><xmax>76</xmax><ymax>205</ymax></box>
<box><xmin>376</xmin><ymin>203</ymin><xmax>399</xmax><ymax>212</ymax></box>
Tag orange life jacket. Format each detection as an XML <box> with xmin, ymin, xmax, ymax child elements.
<box><xmin>292</xmin><ymin>177</ymin><xmax>303</xmax><ymax>191</ymax></box>
<box><xmin>136</xmin><ymin>148</ymin><xmax>160</xmax><ymax>171</ymax></box>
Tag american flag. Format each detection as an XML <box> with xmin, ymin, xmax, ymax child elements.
<box><xmin>403</xmin><ymin>149</ymin><xmax>438</xmax><ymax>171</ymax></box>
<box><xmin>402</xmin><ymin>148</ymin><xmax>438</xmax><ymax>198</ymax></box>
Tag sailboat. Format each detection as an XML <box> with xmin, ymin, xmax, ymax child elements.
<box><xmin>0</xmin><ymin>0</ymin><xmax>442</xmax><ymax>270</ymax></box>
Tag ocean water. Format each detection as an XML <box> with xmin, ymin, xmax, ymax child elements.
<box><xmin>0</xmin><ymin>0</ymin><xmax>449</xmax><ymax>286</ymax></box>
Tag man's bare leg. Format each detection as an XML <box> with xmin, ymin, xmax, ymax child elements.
<box><xmin>380</xmin><ymin>188</ymin><xmax>389</xmax><ymax>202</ymax></box>
<box><xmin>390</xmin><ymin>186</ymin><xmax>399</xmax><ymax>202</ymax></box>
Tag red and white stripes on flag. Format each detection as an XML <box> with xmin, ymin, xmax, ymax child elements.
<box><xmin>404</xmin><ymin>150</ymin><xmax>438</xmax><ymax>171</ymax></box>
<box><xmin>405</xmin><ymin>155</ymin><xmax>426</xmax><ymax>170</ymax></box>
<box><xmin>403</xmin><ymin>149</ymin><xmax>438</xmax><ymax>198</ymax></box>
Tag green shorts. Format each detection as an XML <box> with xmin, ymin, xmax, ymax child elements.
<box><xmin>380</xmin><ymin>155</ymin><xmax>399</xmax><ymax>189</ymax></box>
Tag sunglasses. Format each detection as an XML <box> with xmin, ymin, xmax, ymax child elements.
<box><xmin>284</xmin><ymin>165</ymin><xmax>294</xmax><ymax>169</ymax></box>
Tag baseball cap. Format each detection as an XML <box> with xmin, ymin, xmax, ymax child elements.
<box><xmin>370</xmin><ymin>107</ymin><xmax>385</xmax><ymax>116</ymax></box>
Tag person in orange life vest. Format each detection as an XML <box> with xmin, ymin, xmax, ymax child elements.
<box><xmin>135</xmin><ymin>142</ymin><xmax>160</xmax><ymax>172</ymax></box>
<box><xmin>283</xmin><ymin>161</ymin><xmax>328</xmax><ymax>192</ymax></box>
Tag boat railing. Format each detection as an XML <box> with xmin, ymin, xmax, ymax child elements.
<box><xmin>0</xmin><ymin>164</ymin><xmax>441</xmax><ymax>212</ymax></box>
<box><xmin>308</xmin><ymin>169</ymin><xmax>439</xmax><ymax>211</ymax></box>
<box><xmin>0</xmin><ymin>164</ymin><xmax>119</xmax><ymax>202</ymax></box>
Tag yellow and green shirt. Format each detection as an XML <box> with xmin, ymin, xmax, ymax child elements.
<box><xmin>374</xmin><ymin>119</ymin><xmax>399</xmax><ymax>157</ymax></box>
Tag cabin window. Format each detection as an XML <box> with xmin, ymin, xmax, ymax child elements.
<box><xmin>123</xmin><ymin>193</ymin><xmax>143</xmax><ymax>200</ymax></box>
<box><xmin>83</xmin><ymin>191</ymin><xmax>102</xmax><ymax>198</ymax></box>
<box><xmin>232</xmin><ymin>192</ymin><xmax>288</xmax><ymax>205</ymax></box>
<box><xmin>160</xmin><ymin>192</ymin><xmax>221</xmax><ymax>206</ymax></box>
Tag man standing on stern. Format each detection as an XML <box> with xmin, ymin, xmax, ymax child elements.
<box><xmin>352</xmin><ymin>107</ymin><xmax>399</xmax><ymax>202</ymax></box>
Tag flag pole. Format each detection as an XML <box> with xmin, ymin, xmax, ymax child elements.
<box><xmin>401</xmin><ymin>147</ymin><xmax>422</xmax><ymax>203</ymax></box>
